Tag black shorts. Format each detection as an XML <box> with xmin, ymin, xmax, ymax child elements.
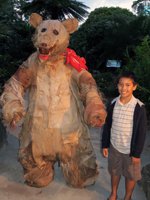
<box><xmin>108</xmin><ymin>144</ymin><xmax>141</xmax><ymax>181</ymax></box>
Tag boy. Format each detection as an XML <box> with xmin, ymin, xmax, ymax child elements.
<box><xmin>102</xmin><ymin>71</ymin><xmax>147</xmax><ymax>200</ymax></box>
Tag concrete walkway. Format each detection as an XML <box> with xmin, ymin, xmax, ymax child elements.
<box><xmin>0</xmin><ymin>128</ymin><xmax>149</xmax><ymax>200</ymax></box>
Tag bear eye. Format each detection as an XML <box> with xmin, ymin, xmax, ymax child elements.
<box><xmin>53</xmin><ymin>29</ymin><xmax>59</xmax><ymax>35</ymax></box>
<box><xmin>41</xmin><ymin>28</ymin><xmax>47</xmax><ymax>32</ymax></box>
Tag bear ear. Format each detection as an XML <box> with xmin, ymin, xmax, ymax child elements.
<box><xmin>62</xmin><ymin>18</ymin><xmax>78</xmax><ymax>34</ymax></box>
<box><xmin>29</xmin><ymin>13</ymin><xmax>43</xmax><ymax>28</ymax></box>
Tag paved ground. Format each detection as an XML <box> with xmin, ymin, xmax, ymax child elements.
<box><xmin>0</xmin><ymin>127</ymin><xmax>149</xmax><ymax>200</ymax></box>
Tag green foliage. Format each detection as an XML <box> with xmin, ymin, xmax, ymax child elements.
<box><xmin>71</xmin><ymin>7</ymin><xmax>150</xmax><ymax>78</ymax></box>
<box><xmin>0</xmin><ymin>0</ymin><xmax>34</xmax><ymax>86</ymax></box>
<box><xmin>0</xmin><ymin>20</ymin><xmax>34</xmax><ymax>81</ymax></box>
<box><xmin>124</xmin><ymin>36</ymin><xmax>150</xmax><ymax>114</ymax></box>
<box><xmin>93</xmin><ymin>71</ymin><xmax>118</xmax><ymax>99</ymax></box>
<box><xmin>70</xmin><ymin>7</ymin><xmax>136</xmax><ymax>70</ymax></box>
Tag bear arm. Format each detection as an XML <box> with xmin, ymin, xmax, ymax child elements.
<box><xmin>77</xmin><ymin>70</ymin><xmax>106</xmax><ymax>127</ymax></box>
<box><xmin>14</xmin><ymin>67</ymin><xmax>32</xmax><ymax>89</ymax></box>
<box><xmin>77</xmin><ymin>70</ymin><xmax>103</xmax><ymax>105</ymax></box>
<box><xmin>0</xmin><ymin>67</ymin><xmax>32</xmax><ymax>125</ymax></box>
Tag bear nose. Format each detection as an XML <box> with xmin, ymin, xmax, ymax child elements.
<box><xmin>41</xmin><ymin>43</ymin><xmax>47</xmax><ymax>48</ymax></box>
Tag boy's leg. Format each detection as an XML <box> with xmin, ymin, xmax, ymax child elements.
<box><xmin>122</xmin><ymin>154</ymin><xmax>141</xmax><ymax>200</ymax></box>
<box><xmin>108</xmin><ymin>144</ymin><xmax>122</xmax><ymax>200</ymax></box>
<box><xmin>124</xmin><ymin>178</ymin><xmax>136</xmax><ymax>200</ymax></box>
<box><xmin>108</xmin><ymin>174</ymin><xmax>121</xmax><ymax>200</ymax></box>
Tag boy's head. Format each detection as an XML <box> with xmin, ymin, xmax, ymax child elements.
<box><xmin>117</xmin><ymin>71</ymin><xmax>138</xmax><ymax>101</ymax></box>
<box><xmin>117</xmin><ymin>71</ymin><xmax>137</xmax><ymax>85</ymax></box>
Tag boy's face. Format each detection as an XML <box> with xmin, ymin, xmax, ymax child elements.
<box><xmin>118</xmin><ymin>77</ymin><xmax>137</xmax><ymax>99</ymax></box>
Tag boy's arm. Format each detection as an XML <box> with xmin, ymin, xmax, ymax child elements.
<box><xmin>131</xmin><ymin>157</ymin><xmax>141</xmax><ymax>164</ymax></box>
<box><xmin>131</xmin><ymin>105</ymin><xmax>147</xmax><ymax>158</ymax></box>
<box><xmin>102</xmin><ymin>148</ymin><xmax>108</xmax><ymax>158</ymax></box>
<box><xmin>101</xmin><ymin>103</ymin><xmax>114</xmax><ymax>149</ymax></box>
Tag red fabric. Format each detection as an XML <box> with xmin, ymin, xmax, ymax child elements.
<box><xmin>65</xmin><ymin>48</ymin><xmax>88</xmax><ymax>72</ymax></box>
<box><xmin>38</xmin><ymin>48</ymin><xmax>88</xmax><ymax>72</ymax></box>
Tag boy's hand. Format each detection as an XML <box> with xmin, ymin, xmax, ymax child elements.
<box><xmin>131</xmin><ymin>157</ymin><xmax>141</xmax><ymax>164</ymax></box>
<box><xmin>102</xmin><ymin>148</ymin><xmax>108</xmax><ymax>158</ymax></box>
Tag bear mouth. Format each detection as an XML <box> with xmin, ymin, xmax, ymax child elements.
<box><xmin>39</xmin><ymin>47</ymin><xmax>51</xmax><ymax>55</ymax></box>
<box><xmin>39</xmin><ymin>44</ymin><xmax>56</xmax><ymax>55</ymax></box>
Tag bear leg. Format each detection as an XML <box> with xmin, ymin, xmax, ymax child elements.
<box><xmin>18</xmin><ymin>143</ymin><xmax>54</xmax><ymax>187</ymax></box>
<box><xmin>60</xmin><ymin>143</ymin><xmax>98</xmax><ymax>188</ymax></box>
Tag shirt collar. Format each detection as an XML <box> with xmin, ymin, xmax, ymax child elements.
<box><xmin>116</xmin><ymin>95</ymin><xmax>137</xmax><ymax>106</ymax></box>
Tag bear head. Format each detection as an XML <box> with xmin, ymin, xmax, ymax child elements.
<box><xmin>29</xmin><ymin>13</ymin><xmax>78</xmax><ymax>57</ymax></box>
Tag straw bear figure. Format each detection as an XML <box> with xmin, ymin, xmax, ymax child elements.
<box><xmin>0</xmin><ymin>13</ymin><xmax>107</xmax><ymax>188</ymax></box>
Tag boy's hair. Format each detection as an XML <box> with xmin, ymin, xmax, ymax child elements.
<box><xmin>117</xmin><ymin>71</ymin><xmax>137</xmax><ymax>85</ymax></box>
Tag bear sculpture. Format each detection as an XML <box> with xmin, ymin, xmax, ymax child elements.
<box><xmin>0</xmin><ymin>13</ymin><xmax>107</xmax><ymax>188</ymax></box>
